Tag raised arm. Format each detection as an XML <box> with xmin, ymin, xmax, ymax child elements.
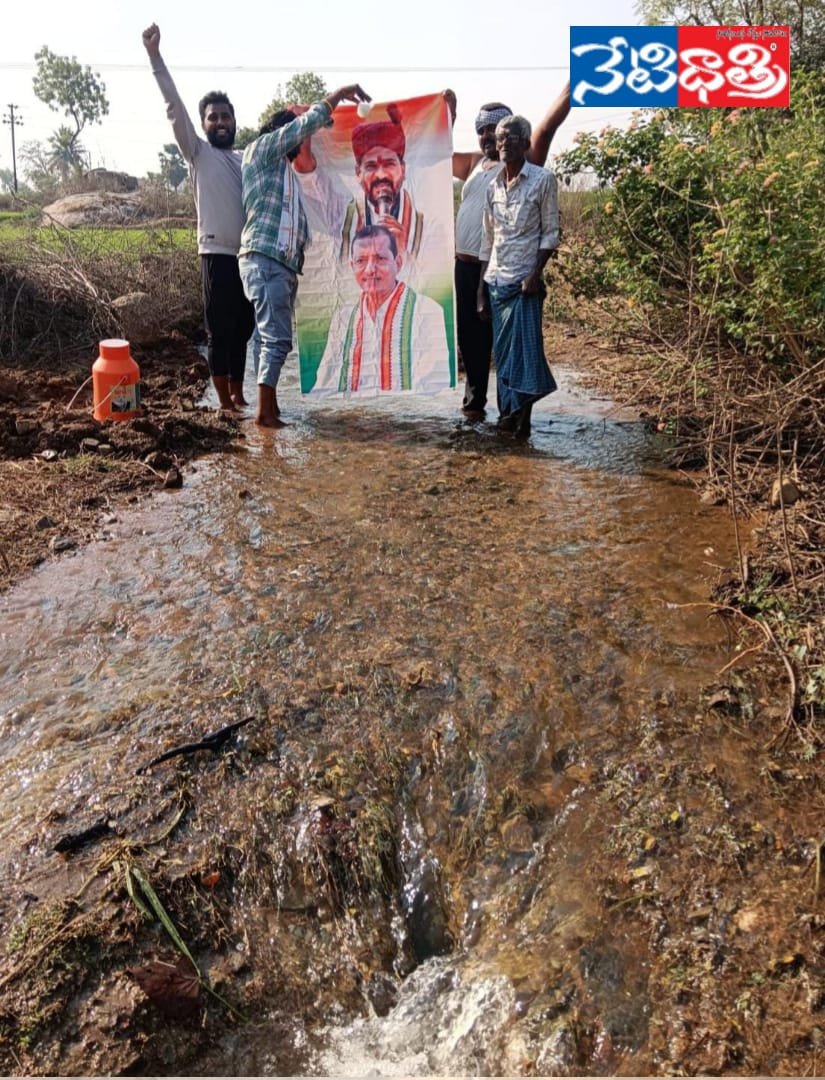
<box><xmin>281</xmin><ymin>105</ymin><xmax>318</xmax><ymax>174</ymax></box>
<box><xmin>250</xmin><ymin>84</ymin><xmax>369</xmax><ymax>168</ymax></box>
<box><xmin>142</xmin><ymin>22</ymin><xmax>201</xmax><ymax>164</ymax></box>
<box><xmin>453</xmin><ymin>149</ymin><xmax>483</xmax><ymax>182</ymax></box>
<box><xmin>528</xmin><ymin>80</ymin><xmax>570</xmax><ymax>168</ymax></box>
<box><xmin>444</xmin><ymin>89</ymin><xmax>485</xmax><ymax>181</ymax></box>
<box><xmin>442</xmin><ymin>88</ymin><xmax>481</xmax><ymax>181</ymax></box>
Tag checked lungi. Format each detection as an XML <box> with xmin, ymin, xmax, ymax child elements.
<box><xmin>489</xmin><ymin>282</ymin><xmax>557</xmax><ymax>419</ymax></box>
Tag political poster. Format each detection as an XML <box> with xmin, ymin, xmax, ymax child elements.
<box><xmin>294</xmin><ymin>92</ymin><xmax>457</xmax><ymax>397</ymax></box>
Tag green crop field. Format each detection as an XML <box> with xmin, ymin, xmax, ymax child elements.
<box><xmin>0</xmin><ymin>216</ymin><xmax>197</xmax><ymax>259</ymax></box>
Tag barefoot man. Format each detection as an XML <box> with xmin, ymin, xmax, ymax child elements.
<box><xmin>238</xmin><ymin>84</ymin><xmax>370</xmax><ymax>427</ymax></box>
<box><xmin>142</xmin><ymin>23</ymin><xmax>254</xmax><ymax>412</ymax></box>
<box><xmin>478</xmin><ymin>115</ymin><xmax>560</xmax><ymax>438</ymax></box>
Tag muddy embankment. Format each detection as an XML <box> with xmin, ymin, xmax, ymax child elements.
<box><xmin>0</xmin><ymin>334</ymin><xmax>242</xmax><ymax>588</ymax></box>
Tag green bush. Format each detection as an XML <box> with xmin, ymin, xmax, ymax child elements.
<box><xmin>556</xmin><ymin>70</ymin><xmax>825</xmax><ymax>369</ymax></box>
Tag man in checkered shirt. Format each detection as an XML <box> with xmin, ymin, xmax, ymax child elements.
<box><xmin>239</xmin><ymin>83</ymin><xmax>369</xmax><ymax>427</ymax></box>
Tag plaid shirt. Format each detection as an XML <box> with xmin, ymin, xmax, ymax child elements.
<box><xmin>240</xmin><ymin>101</ymin><xmax>333</xmax><ymax>273</ymax></box>
<box><xmin>480</xmin><ymin>162</ymin><xmax>559</xmax><ymax>285</ymax></box>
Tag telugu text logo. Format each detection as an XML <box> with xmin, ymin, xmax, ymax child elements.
<box><xmin>570</xmin><ymin>26</ymin><xmax>790</xmax><ymax>108</ymax></box>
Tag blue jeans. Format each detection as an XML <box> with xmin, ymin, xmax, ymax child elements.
<box><xmin>239</xmin><ymin>253</ymin><xmax>297</xmax><ymax>390</ymax></box>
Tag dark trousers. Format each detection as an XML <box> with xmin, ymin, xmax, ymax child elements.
<box><xmin>201</xmin><ymin>254</ymin><xmax>255</xmax><ymax>380</ymax></box>
<box><xmin>454</xmin><ymin>258</ymin><xmax>493</xmax><ymax>412</ymax></box>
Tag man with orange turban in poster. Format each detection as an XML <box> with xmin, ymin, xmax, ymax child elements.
<box><xmin>341</xmin><ymin>106</ymin><xmax>423</xmax><ymax>262</ymax></box>
<box><xmin>293</xmin><ymin>103</ymin><xmax>424</xmax><ymax>274</ymax></box>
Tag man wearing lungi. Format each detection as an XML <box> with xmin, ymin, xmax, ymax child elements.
<box><xmin>477</xmin><ymin>115</ymin><xmax>559</xmax><ymax>439</ymax></box>
<box><xmin>452</xmin><ymin>84</ymin><xmax>569</xmax><ymax>419</ymax></box>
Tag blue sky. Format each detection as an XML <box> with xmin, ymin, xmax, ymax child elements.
<box><xmin>1</xmin><ymin>0</ymin><xmax>642</xmax><ymax>180</ymax></box>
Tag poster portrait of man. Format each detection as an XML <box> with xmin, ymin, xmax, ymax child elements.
<box><xmin>340</xmin><ymin>106</ymin><xmax>424</xmax><ymax>264</ymax></box>
<box><xmin>312</xmin><ymin>225</ymin><xmax>451</xmax><ymax>396</ymax></box>
<box><xmin>290</xmin><ymin>93</ymin><xmax>457</xmax><ymax>396</ymax></box>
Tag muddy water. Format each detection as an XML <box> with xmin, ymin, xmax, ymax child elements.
<box><xmin>0</xmin><ymin>364</ymin><xmax>745</xmax><ymax>1074</ymax></box>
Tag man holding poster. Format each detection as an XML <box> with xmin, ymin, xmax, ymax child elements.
<box><xmin>239</xmin><ymin>83</ymin><xmax>369</xmax><ymax>427</ymax></box>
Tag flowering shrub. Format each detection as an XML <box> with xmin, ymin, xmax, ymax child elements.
<box><xmin>556</xmin><ymin>71</ymin><xmax>825</xmax><ymax>368</ymax></box>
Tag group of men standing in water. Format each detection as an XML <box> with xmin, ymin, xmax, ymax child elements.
<box><xmin>143</xmin><ymin>23</ymin><xmax>569</xmax><ymax>438</ymax></box>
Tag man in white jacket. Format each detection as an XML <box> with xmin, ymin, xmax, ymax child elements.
<box><xmin>142</xmin><ymin>23</ymin><xmax>254</xmax><ymax>412</ymax></box>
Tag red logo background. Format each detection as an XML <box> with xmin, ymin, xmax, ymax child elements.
<box><xmin>677</xmin><ymin>25</ymin><xmax>790</xmax><ymax>107</ymax></box>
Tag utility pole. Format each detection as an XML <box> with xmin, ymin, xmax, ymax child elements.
<box><xmin>3</xmin><ymin>104</ymin><xmax>23</xmax><ymax>193</ymax></box>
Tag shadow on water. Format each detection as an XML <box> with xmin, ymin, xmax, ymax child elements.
<box><xmin>0</xmin><ymin>360</ymin><xmax>758</xmax><ymax>1075</ymax></box>
<box><xmin>302</xmin><ymin>407</ymin><xmax>662</xmax><ymax>475</ymax></box>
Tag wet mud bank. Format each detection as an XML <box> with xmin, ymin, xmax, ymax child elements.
<box><xmin>0</xmin><ymin>334</ymin><xmax>241</xmax><ymax>589</ymax></box>
<box><xmin>0</xmin><ymin>366</ymin><xmax>818</xmax><ymax>1076</ymax></box>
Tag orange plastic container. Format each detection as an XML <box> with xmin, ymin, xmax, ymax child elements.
<box><xmin>92</xmin><ymin>338</ymin><xmax>141</xmax><ymax>421</ymax></box>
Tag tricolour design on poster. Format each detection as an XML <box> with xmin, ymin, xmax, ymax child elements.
<box><xmin>294</xmin><ymin>92</ymin><xmax>457</xmax><ymax>397</ymax></box>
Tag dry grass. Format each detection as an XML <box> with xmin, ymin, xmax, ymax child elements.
<box><xmin>0</xmin><ymin>214</ymin><xmax>201</xmax><ymax>367</ymax></box>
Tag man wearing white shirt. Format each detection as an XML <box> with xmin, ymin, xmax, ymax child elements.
<box><xmin>453</xmin><ymin>85</ymin><xmax>569</xmax><ymax>419</ymax></box>
<box><xmin>478</xmin><ymin>115</ymin><xmax>560</xmax><ymax>438</ymax></box>
<box><xmin>312</xmin><ymin>226</ymin><xmax>450</xmax><ymax>396</ymax></box>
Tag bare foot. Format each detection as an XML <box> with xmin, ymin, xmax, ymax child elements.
<box><xmin>255</xmin><ymin>413</ymin><xmax>288</xmax><ymax>428</ymax></box>
<box><xmin>213</xmin><ymin>375</ymin><xmax>240</xmax><ymax>412</ymax></box>
<box><xmin>255</xmin><ymin>384</ymin><xmax>284</xmax><ymax>427</ymax></box>
<box><xmin>229</xmin><ymin>380</ymin><xmax>248</xmax><ymax>408</ymax></box>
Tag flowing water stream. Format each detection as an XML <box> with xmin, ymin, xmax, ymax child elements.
<box><xmin>0</xmin><ymin>363</ymin><xmax>751</xmax><ymax>1075</ymax></box>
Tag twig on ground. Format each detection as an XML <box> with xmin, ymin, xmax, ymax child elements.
<box><xmin>135</xmin><ymin>716</ymin><xmax>256</xmax><ymax>774</ymax></box>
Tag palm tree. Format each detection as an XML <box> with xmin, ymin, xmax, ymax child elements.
<box><xmin>47</xmin><ymin>125</ymin><xmax>85</xmax><ymax>181</ymax></box>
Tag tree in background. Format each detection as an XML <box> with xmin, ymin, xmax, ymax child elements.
<box><xmin>257</xmin><ymin>71</ymin><xmax>328</xmax><ymax>124</ymax></box>
<box><xmin>234</xmin><ymin>126</ymin><xmax>257</xmax><ymax>150</ymax></box>
<box><xmin>635</xmin><ymin>0</ymin><xmax>825</xmax><ymax>68</ymax></box>
<box><xmin>157</xmin><ymin>143</ymin><xmax>188</xmax><ymax>191</ymax></box>
<box><xmin>32</xmin><ymin>46</ymin><xmax>109</xmax><ymax>167</ymax></box>
<box><xmin>0</xmin><ymin>167</ymin><xmax>19</xmax><ymax>195</ymax></box>
<box><xmin>235</xmin><ymin>71</ymin><xmax>329</xmax><ymax>149</ymax></box>
<box><xmin>47</xmin><ymin>125</ymin><xmax>87</xmax><ymax>180</ymax></box>
<box><xmin>556</xmin><ymin>68</ymin><xmax>825</xmax><ymax>367</ymax></box>
<box><xmin>19</xmin><ymin>140</ymin><xmax>59</xmax><ymax>196</ymax></box>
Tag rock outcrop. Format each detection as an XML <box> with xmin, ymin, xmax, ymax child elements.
<box><xmin>41</xmin><ymin>192</ymin><xmax>149</xmax><ymax>228</ymax></box>
<box><xmin>110</xmin><ymin>291</ymin><xmax>165</xmax><ymax>345</ymax></box>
